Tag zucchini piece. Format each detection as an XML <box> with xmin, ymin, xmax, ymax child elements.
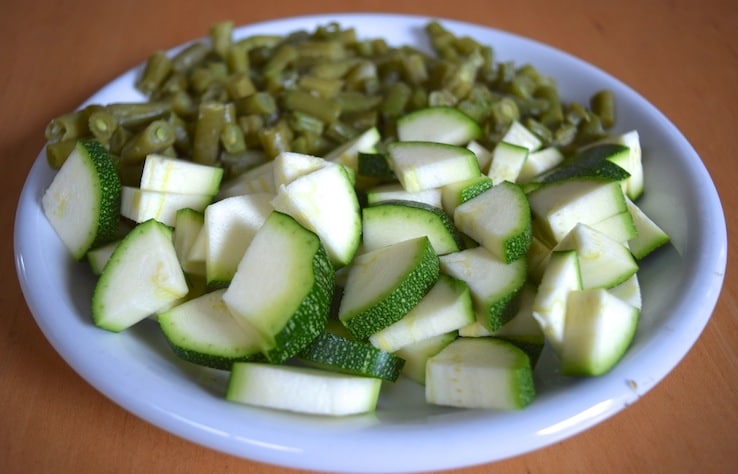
<box><xmin>369</xmin><ymin>274</ymin><xmax>474</xmax><ymax>353</ymax></box>
<box><xmin>487</xmin><ymin>141</ymin><xmax>528</xmax><ymax>185</ymax></box>
<box><xmin>217</xmin><ymin>160</ymin><xmax>275</xmax><ymax>199</ymax></box>
<box><xmin>298</xmin><ymin>331</ymin><xmax>405</xmax><ymax>381</ymax></box>
<box><xmin>203</xmin><ymin>193</ymin><xmax>273</xmax><ymax>287</ymax></box>
<box><xmin>499</xmin><ymin>120</ymin><xmax>542</xmax><ymax>152</ymax></box>
<box><xmin>440</xmin><ymin>175</ymin><xmax>493</xmax><ymax>216</ymax></box>
<box><xmin>357</xmin><ymin>152</ymin><xmax>396</xmax><ymax>180</ymax></box>
<box><xmin>271</xmin><ymin>161</ymin><xmax>361</xmax><ymax>267</ymax></box>
<box><xmin>527</xmin><ymin>178</ymin><xmax>628</xmax><ymax>243</ymax></box>
<box><xmin>589</xmin><ymin>210</ymin><xmax>638</xmax><ymax>244</ymax></box>
<box><xmin>609</xmin><ymin>274</ymin><xmax>642</xmax><ymax>310</ymax></box>
<box><xmin>365</xmin><ymin>182</ymin><xmax>442</xmax><ymax>208</ymax></box>
<box><xmin>386</xmin><ymin>141</ymin><xmax>481</xmax><ymax>192</ymax></box>
<box><xmin>554</xmin><ymin>223</ymin><xmax>638</xmax><ymax>289</ymax></box>
<box><xmin>222</xmin><ymin>211</ymin><xmax>334</xmax><ymax>364</ymax></box>
<box><xmin>173</xmin><ymin>208</ymin><xmax>205</xmax><ymax>276</ymax></box>
<box><xmin>396</xmin><ymin>106</ymin><xmax>482</xmax><ymax>145</ymax></box>
<box><xmin>561</xmin><ymin>288</ymin><xmax>640</xmax><ymax>376</ymax></box>
<box><xmin>362</xmin><ymin>200</ymin><xmax>463</xmax><ymax>255</ymax></box>
<box><xmin>42</xmin><ymin>140</ymin><xmax>121</xmax><ymax>260</ymax></box>
<box><xmin>454</xmin><ymin>181</ymin><xmax>532</xmax><ymax>263</ymax></box>
<box><xmin>226</xmin><ymin>362</ymin><xmax>382</xmax><ymax>416</ymax></box>
<box><xmin>120</xmin><ymin>186</ymin><xmax>213</xmax><ymax>227</ymax></box>
<box><xmin>466</xmin><ymin>140</ymin><xmax>493</xmax><ymax>174</ymax></box>
<box><xmin>531</xmin><ymin>250</ymin><xmax>582</xmax><ymax>356</ymax></box>
<box><xmin>324</xmin><ymin>126</ymin><xmax>381</xmax><ymax>170</ymax></box>
<box><xmin>86</xmin><ymin>240</ymin><xmax>120</xmax><ymax>275</ymax></box>
<box><xmin>92</xmin><ymin>219</ymin><xmax>189</xmax><ymax>332</ymax></box>
<box><xmin>538</xmin><ymin>143</ymin><xmax>631</xmax><ymax>184</ymax></box>
<box><xmin>425</xmin><ymin>337</ymin><xmax>535</xmax><ymax>410</ymax></box>
<box><xmin>139</xmin><ymin>154</ymin><xmax>223</xmax><ymax>194</ymax></box>
<box><xmin>625</xmin><ymin>196</ymin><xmax>671</xmax><ymax>259</ymax></box>
<box><xmin>338</xmin><ymin>236</ymin><xmax>440</xmax><ymax>340</ymax></box>
<box><xmin>440</xmin><ymin>246</ymin><xmax>527</xmax><ymax>332</ymax></box>
<box><xmin>272</xmin><ymin>151</ymin><xmax>326</xmax><ymax>187</ymax></box>
<box><xmin>394</xmin><ymin>332</ymin><xmax>457</xmax><ymax>385</ymax></box>
<box><xmin>158</xmin><ymin>289</ymin><xmax>263</xmax><ymax>370</ymax></box>
<box><xmin>516</xmin><ymin>146</ymin><xmax>564</xmax><ymax>183</ymax></box>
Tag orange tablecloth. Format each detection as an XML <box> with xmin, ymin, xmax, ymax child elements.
<box><xmin>2</xmin><ymin>1</ymin><xmax>736</xmax><ymax>472</ymax></box>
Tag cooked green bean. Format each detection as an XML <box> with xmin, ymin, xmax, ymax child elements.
<box><xmin>336</xmin><ymin>91</ymin><xmax>382</xmax><ymax>114</ymax></box>
<box><xmin>226</xmin><ymin>72</ymin><xmax>256</xmax><ymax>100</ymax></box>
<box><xmin>298</xmin><ymin>75</ymin><xmax>344</xmax><ymax>98</ymax></box>
<box><xmin>288</xmin><ymin>111</ymin><xmax>325</xmax><ymax>136</ymax></box>
<box><xmin>210</xmin><ymin>20</ymin><xmax>233</xmax><ymax>59</ymax></box>
<box><xmin>119</xmin><ymin>119</ymin><xmax>176</xmax><ymax>164</ymax></box>
<box><xmin>46</xmin><ymin>139</ymin><xmax>78</xmax><ymax>168</ymax></box>
<box><xmin>136</xmin><ymin>51</ymin><xmax>172</xmax><ymax>96</ymax></box>
<box><xmin>192</xmin><ymin>101</ymin><xmax>234</xmax><ymax>164</ymax></box>
<box><xmin>282</xmin><ymin>89</ymin><xmax>340</xmax><ymax>124</ymax></box>
<box><xmin>262</xmin><ymin>44</ymin><xmax>298</xmax><ymax>79</ymax></box>
<box><xmin>590</xmin><ymin>89</ymin><xmax>616</xmax><ymax>129</ymax></box>
<box><xmin>88</xmin><ymin>109</ymin><xmax>118</xmax><ymax>144</ymax></box>
<box><xmin>380</xmin><ymin>81</ymin><xmax>412</xmax><ymax>118</ymax></box>
<box><xmin>171</xmin><ymin>42</ymin><xmax>210</xmax><ymax>73</ymax></box>
<box><xmin>45</xmin><ymin>110</ymin><xmax>89</xmax><ymax>143</ymax></box>
<box><xmin>220</xmin><ymin>122</ymin><xmax>246</xmax><ymax>154</ymax></box>
<box><xmin>258</xmin><ymin>119</ymin><xmax>293</xmax><ymax>158</ymax></box>
<box><xmin>104</xmin><ymin>101</ymin><xmax>171</xmax><ymax>129</ymax></box>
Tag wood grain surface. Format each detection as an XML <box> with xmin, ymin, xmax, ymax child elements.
<box><xmin>2</xmin><ymin>1</ymin><xmax>736</xmax><ymax>473</ymax></box>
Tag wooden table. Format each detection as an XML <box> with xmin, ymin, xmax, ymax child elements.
<box><xmin>2</xmin><ymin>1</ymin><xmax>736</xmax><ymax>472</ymax></box>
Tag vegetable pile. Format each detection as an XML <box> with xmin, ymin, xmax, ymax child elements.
<box><xmin>40</xmin><ymin>20</ymin><xmax>670</xmax><ymax>416</ymax></box>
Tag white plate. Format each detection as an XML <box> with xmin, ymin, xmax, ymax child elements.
<box><xmin>14</xmin><ymin>13</ymin><xmax>727</xmax><ymax>473</ymax></box>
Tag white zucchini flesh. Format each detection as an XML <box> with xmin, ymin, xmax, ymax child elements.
<box><xmin>386</xmin><ymin>141</ymin><xmax>481</xmax><ymax>192</ymax></box>
<box><xmin>440</xmin><ymin>246</ymin><xmax>527</xmax><ymax>332</ymax></box>
<box><xmin>394</xmin><ymin>332</ymin><xmax>457</xmax><ymax>385</ymax></box>
<box><xmin>324</xmin><ymin>126</ymin><xmax>381</xmax><ymax>170</ymax></box>
<box><xmin>625</xmin><ymin>196</ymin><xmax>671</xmax><ymax>259</ymax></box>
<box><xmin>139</xmin><ymin>154</ymin><xmax>223</xmax><ymax>195</ymax></box>
<box><xmin>272</xmin><ymin>151</ymin><xmax>327</xmax><ymax>187</ymax></box>
<box><xmin>120</xmin><ymin>186</ymin><xmax>213</xmax><ymax>227</ymax></box>
<box><xmin>86</xmin><ymin>240</ymin><xmax>120</xmax><ymax>275</ymax></box>
<box><xmin>365</xmin><ymin>182</ymin><xmax>443</xmax><ymax>208</ymax></box>
<box><xmin>453</xmin><ymin>181</ymin><xmax>531</xmax><ymax>263</ymax></box>
<box><xmin>554</xmin><ymin>223</ymin><xmax>638</xmax><ymax>289</ymax></box>
<box><xmin>216</xmin><ymin>160</ymin><xmax>275</xmax><ymax>199</ymax></box>
<box><xmin>466</xmin><ymin>140</ymin><xmax>493</xmax><ymax>174</ymax></box>
<box><xmin>528</xmin><ymin>179</ymin><xmax>627</xmax><ymax>243</ymax></box>
<box><xmin>41</xmin><ymin>140</ymin><xmax>120</xmax><ymax>260</ymax></box>
<box><xmin>426</xmin><ymin>337</ymin><xmax>535</xmax><ymax>410</ymax></box>
<box><xmin>92</xmin><ymin>219</ymin><xmax>189</xmax><ymax>332</ymax></box>
<box><xmin>500</xmin><ymin>120</ymin><xmax>542</xmax><ymax>152</ymax></box>
<box><xmin>173</xmin><ymin>208</ymin><xmax>205</xmax><ymax>275</ymax></box>
<box><xmin>222</xmin><ymin>211</ymin><xmax>333</xmax><ymax>363</ymax></box>
<box><xmin>369</xmin><ymin>274</ymin><xmax>474</xmax><ymax>353</ymax></box>
<box><xmin>204</xmin><ymin>193</ymin><xmax>273</xmax><ymax>286</ymax></box>
<box><xmin>396</xmin><ymin>106</ymin><xmax>482</xmax><ymax>145</ymax></box>
<box><xmin>460</xmin><ymin>283</ymin><xmax>542</xmax><ymax>342</ymax></box>
<box><xmin>227</xmin><ymin>363</ymin><xmax>382</xmax><ymax>416</ymax></box>
<box><xmin>516</xmin><ymin>146</ymin><xmax>564</xmax><ymax>183</ymax></box>
<box><xmin>487</xmin><ymin>141</ymin><xmax>529</xmax><ymax>185</ymax></box>
<box><xmin>157</xmin><ymin>289</ymin><xmax>263</xmax><ymax>369</ymax></box>
<box><xmin>560</xmin><ymin>288</ymin><xmax>640</xmax><ymax>376</ymax></box>
<box><xmin>271</xmin><ymin>162</ymin><xmax>361</xmax><ymax>267</ymax></box>
<box><xmin>531</xmin><ymin>250</ymin><xmax>582</xmax><ymax>355</ymax></box>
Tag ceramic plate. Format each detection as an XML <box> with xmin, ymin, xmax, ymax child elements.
<box><xmin>14</xmin><ymin>13</ymin><xmax>727</xmax><ymax>473</ymax></box>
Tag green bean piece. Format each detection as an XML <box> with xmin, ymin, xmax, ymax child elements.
<box><xmin>220</xmin><ymin>149</ymin><xmax>268</xmax><ymax>178</ymax></box>
<box><xmin>263</xmin><ymin>44</ymin><xmax>298</xmax><ymax>79</ymax></box>
<box><xmin>226</xmin><ymin>43</ymin><xmax>250</xmax><ymax>74</ymax></box>
<box><xmin>190</xmin><ymin>62</ymin><xmax>228</xmax><ymax>95</ymax></box>
<box><xmin>88</xmin><ymin>109</ymin><xmax>118</xmax><ymax>144</ymax></box>
<box><xmin>104</xmin><ymin>101</ymin><xmax>172</xmax><ymax>129</ymax></box>
<box><xmin>220</xmin><ymin>123</ymin><xmax>246</xmax><ymax>154</ymax></box>
<box><xmin>590</xmin><ymin>89</ymin><xmax>616</xmax><ymax>129</ymax></box>
<box><xmin>192</xmin><ymin>102</ymin><xmax>232</xmax><ymax>164</ymax></box>
<box><xmin>258</xmin><ymin>119</ymin><xmax>293</xmax><ymax>159</ymax></box>
<box><xmin>336</xmin><ymin>91</ymin><xmax>382</xmax><ymax>114</ymax></box>
<box><xmin>170</xmin><ymin>90</ymin><xmax>197</xmax><ymax>120</ymax></box>
<box><xmin>136</xmin><ymin>51</ymin><xmax>172</xmax><ymax>96</ymax></box>
<box><xmin>524</xmin><ymin>117</ymin><xmax>553</xmax><ymax>145</ymax></box>
<box><xmin>380</xmin><ymin>81</ymin><xmax>412</xmax><ymax>118</ymax></box>
<box><xmin>296</xmin><ymin>41</ymin><xmax>346</xmax><ymax>61</ymax></box>
<box><xmin>309</xmin><ymin>58</ymin><xmax>360</xmax><ymax>80</ymax></box>
<box><xmin>401</xmin><ymin>54</ymin><xmax>429</xmax><ymax>85</ymax></box>
<box><xmin>235</xmin><ymin>91</ymin><xmax>277</xmax><ymax>116</ymax></box>
<box><xmin>226</xmin><ymin>72</ymin><xmax>256</xmax><ymax>100</ymax></box>
<box><xmin>575</xmin><ymin>113</ymin><xmax>607</xmax><ymax>146</ymax></box>
<box><xmin>167</xmin><ymin>112</ymin><xmax>192</xmax><ymax>155</ymax></box>
<box><xmin>564</xmin><ymin>102</ymin><xmax>590</xmax><ymax>126</ymax></box>
<box><xmin>45</xmin><ymin>110</ymin><xmax>89</xmax><ymax>143</ymax></box>
<box><xmin>534</xmin><ymin>85</ymin><xmax>564</xmax><ymax>128</ymax></box>
<box><xmin>453</xmin><ymin>36</ymin><xmax>482</xmax><ymax>56</ymax></box>
<box><xmin>428</xmin><ymin>90</ymin><xmax>458</xmax><ymax>107</ymax></box>
<box><xmin>172</xmin><ymin>42</ymin><xmax>210</xmax><ymax>73</ymax></box>
<box><xmin>234</xmin><ymin>34</ymin><xmax>282</xmax><ymax>51</ymax></box>
<box><xmin>298</xmin><ymin>75</ymin><xmax>344</xmax><ymax>98</ymax></box>
<box><xmin>325</xmin><ymin>120</ymin><xmax>358</xmax><ymax>144</ymax></box>
<box><xmin>552</xmin><ymin>122</ymin><xmax>579</xmax><ymax>148</ymax></box>
<box><xmin>119</xmin><ymin>119</ymin><xmax>176</xmax><ymax>164</ymax></box>
<box><xmin>153</xmin><ymin>72</ymin><xmax>188</xmax><ymax>100</ymax></box>
<box><xmin>108</xmin><ymin>126</ymin><xmax>133</xmax><ymax>156</ymax></box>
<box><xmin>238</xmin><ymin>114</ymin><xmax>266</xmax><ymax>147</ymax></box>
<box><xmin>282</xmin><ymin>89</ymin><xmax>340</xmax><ymax>124</ymax></box>
<box><xmin>488</xmin><ymin>97</ymin><xmax>520</xmax><ymax>132</ymax></box>
<box><xmin>288</xmin><ymin>111</ymin><xmax>325</xmax><ymax>136</ymax></box>
<box><xmin>341</xmin><ymin>110</ymin><xmax>378</xmax><ymax>133</ymax></box>
<box><xmin>408</xmin><ymin>87</ymin><xmax>429</xmax><ymax>111</ymax></box>
<box><xmin>46</xmin><ymin>139</ymin><xmax>78</xmax><ymax>169</ymax></box>
<box><xmin>210</xmin><ymin>20</ymin><xmax>233</xmax><ymax>59</ymax></box>
<box><xmin>345</xmin><ymin>60</ymin><xmax>379</xmax><ymax>93</ymax></box>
